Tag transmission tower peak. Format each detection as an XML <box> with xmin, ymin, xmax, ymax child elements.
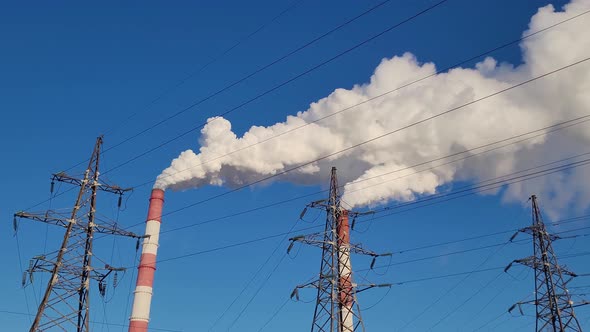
<box><xmin>14</xmin><ymin>137</ymin><xmax>142</xmax><ymax>332</ymax></box>
<box><xmin>289</xmin><ymin>167</ymin><xmax>390</xmax><ymax>332</ymax></box>
<box><xmin>505</xmin><ymin>195</ymin><xmax>588</xmax><ymax>332</ymax></box>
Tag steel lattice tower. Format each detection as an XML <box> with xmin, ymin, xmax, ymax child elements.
<box><xmin>505</xmin><ymin>195</ymin><xmax>587</xmax><ymax>332</ymax></box>
<box><xmin>14</xmin><ymin>137</ymin><xmax>142</xmax><ymax>332</ymax></box>
<box><xmin>289</xmin><ymin>167</ymin><xmax>390</xmax><ymax>332</ymax></box>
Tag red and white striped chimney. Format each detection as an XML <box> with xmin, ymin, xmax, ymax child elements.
<box><xmin>129</xmin><ymin>188</ymin><xmax>164</xmax><ymax>332</ymax></box>
<box><xmin>337</xmin><ymin>209</ymin><xmax>354</xmax><ymax>330</ymax></box>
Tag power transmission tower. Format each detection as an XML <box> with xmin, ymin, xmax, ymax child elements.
<box><xmin>505</xmin><ymin>194</ymin><xmax>588</xmax><ymax>332</ymax></box>
<box><xmin>14</xmin><ymin>136</ymin><xmax>142</xmax><ymax>332</ymax></box>
<box><xmin>289</xmin><ymin>167</ymin><xmax>391</xmax><ymax>332</ymax></box>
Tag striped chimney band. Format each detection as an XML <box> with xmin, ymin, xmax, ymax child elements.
<box><xmin>129</xmin><ymin>188</ymin><xmax>164</xmax><ymax>332</ymax></box>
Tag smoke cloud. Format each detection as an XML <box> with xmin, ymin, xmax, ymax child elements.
<box><xmin>156</xmin><ymin>0</ymin><xmax>590</xmax><ymax>217</ymax></box>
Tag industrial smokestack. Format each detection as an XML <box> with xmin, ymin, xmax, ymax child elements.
<box><xmin>337</xmin><ymin>209</ymin><xmax>354</xmax><ymax>330</ymax></box>
<box><xmin>129</xmin><ymin>188</ymin><xmax>164</xmax><ymax>332</ymax></box>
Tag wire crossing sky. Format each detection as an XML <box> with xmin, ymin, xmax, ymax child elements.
<box><xmin>2</xmin><ymin>0</ymin><xmax>589</xmax><ymax>331</ymax></box>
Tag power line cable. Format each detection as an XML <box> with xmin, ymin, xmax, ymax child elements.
<box><xmin>206</xmin><ymin>220</ymin><xmax>298</xmax><ymax>331</ymax></box>
<box><xmin>367</xmin><ymin>241</ymin><xmax>526</xmax><ymax>273</ymax></box>
<box><xmin>139</xmin><ymin>216</ymin><xmax>590</xmax><ymax>271</ymax></box>
<box><xmin>21</xmin><ymin>8</ymin><xmax>589</xmax><ymax>212</ymax></box>
<box><xmin>13</xmin><ymin>233</ymin><xmax>33</xmax><ymax>325</ymax></box>
<box><xmin>463</xmin><ymin>272</ymin><xmax>522</xmax><ymax>329</ymax></box>
<box><xmin>256</xmin><ymin>297</ymin><xmax>291</xmax><ymax>332</ymax></box>
<box><xmin>358</xmin><ymin>162</ymin><xmax>590</xmax><ymax>224</ymax></box>
<box><xmin>155</xmin><ymin>57</ymin><xmax>590</xmax><ymax>218</ymax></box>
<box><xmin>362</xmin><ymin>154</ymin><xmax>590</xmax><ymax>221</ymax></box>
<box><xmin>116</xmin><ymin>143</ymin><xmax>590</xmax><ymax>269</ymax></box>
<box><xmin>104</xmin><ymin>0</ymin><xmax>306</xmax><ymax>136</ymax></box>
<box><xmin>146</xmin><ymin>115</ymin><xmax>589</xmax><ymax>236</ymax></box>
<box><xmin>226</xmin><ymin>253</ymin><xmax>288</xmax><ymax>330</ymax></box>
<box><xmin>131</xmin><ymin>8</ymin><xmax>590</xmax><ymax>189</ymax></box>
<box><xmin>398</xmin><ymin>241</ymin><xmax>510</xmax><ymax>331</ymax></box>
<box><xmin>47</xmin><ymin>114</ymin><xmax>590</xmax><ymax>257</ymax></box>
<box><xmin>343</xmin><ymin>121</ymin><xmax>590</xmax><ymax>199</ymax></box>
<box><xmin>122</xmin><ymin>249</ymin><xmax>140</xmax><ymax>332</ymax></box>
<box><xmin>424</xmin><ymin>244</ymin><xmax>590</xmax><ymax>330</ymax></box>
<box><xmin>426</xmin><ymin>271</ymin><xmax>504</xmax><ymax>331</ymax></box>
<box><xmin>64</xmin><ymin>0</ymin><xmax>307</xmax><ymax>172</ymax></box>
<box><xmin>19</xmin><ymin>0</ymin><xmax>386</xmax><ymax>211</ymax></box>
<box><xmin>267</xmin><ymin>249</ymin><xmax>588</xmax><ymax>328</ymax></box>
<box><xmin>392</xmin><ymin>266</ymin><xmax>504</xmax><ymax>285</ymax></box>
<box><xmin>102</xmin><ymin>0</ymin><xmax>448</xmax><ymax>175</ymax></box>
<box><xmin>55</xmin><ymin>152</ymin><xmax>590</xmax><ymax>269</ymax></box>
<box><xmin>383</xmin><ymin>241</ymin><xmax>590</xmax><ymax>330</ymax></box>
<box><xmin>474</xmin><ymin>310</ymin><xmax>509</xmax><ymax>331</ymax></box>
<box><xmin>0</xmin><ymin>310</ymin><xmax>182</xmax><ymax>332</ymax></box>
<box><xmin>23</xmin><ymin>118</ymin><xmax>581</xmax><ymax>308</ymax></box>
<box><xmin>99</xmin><ymin>0</ymin><xmax>395</xmax><ymax>154</ymax></box>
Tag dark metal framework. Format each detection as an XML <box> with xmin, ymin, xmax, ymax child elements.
<box><xmin>14</xmin><ymin>137</ymin><xmax>142</xmax><ymax>332</ymax></box>
<box><xmin>289</xmin><ymin>167</ymin><xmax>390</xmax><ymax>332</ymax></box>
<box><xmin>506</xmin><ymin>195</ymin><xmax>587</xmax><ymax>332</ymax></box>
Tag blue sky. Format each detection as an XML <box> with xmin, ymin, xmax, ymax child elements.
<box><xmin>2</xmin><ymin>0</ymin><xmax>590</xmax><ymax>331</ymax></box>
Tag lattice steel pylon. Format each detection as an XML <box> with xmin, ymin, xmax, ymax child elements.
<box><xmin>14</xmin><ymin>136</ymin><xmax>142</xmax><ymax>332</ymax></box>
<box><xmin>288</xmin><ymin>167</ymin><xmax>391</xmax><ymax>332</ymax></box>
<box><xmin>505</xmin><ymin>194</ymin><xmax>588</xmax><ymax>332</ymax></box>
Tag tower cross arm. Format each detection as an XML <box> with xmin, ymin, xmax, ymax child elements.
<box><xmin>348</xmin><ymin>243</ymin><xmax>388</xmax><ymax>257</ymax></box>
<box><xmin>355</xmin><ymin>283</ymin><xmax>392</xmax><ymax>293</ymax></box>
<box><xmin>14</xmin><ymin>211</ymin><xmax>142</xmax><ymax>238</ymax></box>
<box><xmin>14</xmin><ymin>211</ymin><xmax>72</xmax><ymax>228</ymax></box>
<box><xmin>288</xmin><ymin>233</ymin><xmax>328</xmax><ymax>252</ymax></box>
<box><xmin>572</xmin><ymin>300</ymin><xmax>589</xmax><ymax>308</ymax></box>
<box><xmin>92</xmin><ymin>222</ymin><xmax>143</xmax><ymax>238</ymax></box>
<box><xmin>52</xmin><ymin>172</ymin><xmax>133</xmax><ymax>195</ymax></box>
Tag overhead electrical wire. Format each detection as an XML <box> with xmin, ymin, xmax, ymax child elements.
<box><xmin>398</xmin><ymin>241</ymin><xmax>511</xmax><ymax>331</ymax></box>
<box><xmin>474</xmin><ymin>310</ymin><xmax>512</xmax><ymax>331</ymax></box>
<box><xmin>18</xmin><ymin>0</ymin><xmax>439</xmax><ymax>212</ymax></box>
<box><xmin>289</xmin><ymin>245</ymin><xmax>590</xmax><ymax>329</ymax></box>
<box><xmin>19</xmin><ymin>8</ymin><xmax>589</xmax><ymax>212</ymax></box>
<box><xmin>117</xmin><ymin>224</ymin><xmax>590</xmax><ymax>329</ymax></box>
<box><xmin>13</xmin><ymin>233</ymin><xmax>33</xmax><ymax>325</ymax></box>
<box><xmin>101</xmin><ymin>0</ymin><xmax>449</xmax><ymax>175</ymax></box>
<box><xmin>35</xmin><ymin>152</ymin><xmax>590</xmax><ymax>276</ymax></box>
<box><xmin>475</xmin><ymin>290</ymin><xmax>536</xmax><ymax>332</ymax></box>
<box><xmin>94</xmin><ymin>0</ymin><xmax>396</xmax><ymax>155</ymax></box>
<box><xmin>426</xmin><ymin>271</ymin><xmax>505</xmax><ymax>331</ymax></box>
<box><xmin>131</xmin><ymin>8</ymin><xmax>590</xmax><ymax>190</ymax></box>
<box><xmin>102</xmin><ymin>0</ymin><xmax>307</xmax><ymax>136</ymax></box>
<box><xmin>130</xmin><ymin>217</ymin><xmax>589</xmax><ymax>328</ymax></box>
<box><xmin>256</xmin><ymin>297</ymin><xmax>291</xmax><ymax>331</ymax></box>
<box><xmin>151</xmin><ymin>57</ymin><xmax>590</xmax><ymax>219</ymax></box>
<box><xmin>368</xmin><ymin>241</ymin><xmax>527</xmax><ymax>272</ymax></box>
<box><xmin>0</xmin><ymin>310</ymin><xmax>182</xmax><ymax>332</ymax></box>
<box><xmin>362</xmin><ymin>155</ymin><xmax>590</xmax><ymax>221</ymax></box>
<box><xmin>144</xmin><ymin>115</ymin><xmax>589</xmax><ymax>236</ymax></box>
<box><xmin>64</xmin><ymin>0</ymin><xmax>308</xmax><ymax>172</ymax></box>
<box><xmin>119</xmin><ymin>222</ymin><xmax>590</xmax><ymax>329</ymax></box>
<box><xmin>78</xmin><ymin>121</ymin><xmax>590</xmax><ymax>263</ymax></box>
<box><xmin>395</xmin><ymin>231</ymin><xmax>590</xmax><ymax>331</ymax></box>
<box><xmin>137</xmin><ymin>216</ymin><xmax>590</xmax><ymax>269</ymax></box>
<box><xmin>94</xmin><ymin>144</ymin><xmax>590</xmax><ymax>254</ymax></box>
<box><xmin>392</xmin><ymin>266</ymin><xmax>504</xmax><ymax>285</ymax></box>
<box><xmin>240</xmin><ymin>247</ymin><xmax>590</xmax><ymax>331</ymax></box>
<box><xmin>226</xmin><ymin>253</ymin><xmax>288</xmax><ymax>330</ymax></box>
<box><xmin>13</xmin><ymin>5</ymin><xmax>590</xmax><ymax>331</ymax></box>
<box><xmin>98</xmin><ymin>0</ymin><xmax>396</xmax><ymax>153</ymax></box>
<box><xmin>256</xmin><ymin>250</ymin><xmax>589</xmax><ymax>331</ymax></box>
<box><xmin>206</xmin><ymin>220</ymin><xmax>299</xmax><ymax>331</ymax></box>
<box><xmin>462</xmin><ymin>272</ymin><xmax>523</xmax><ymax>330</ymax></box>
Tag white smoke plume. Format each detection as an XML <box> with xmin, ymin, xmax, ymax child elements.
<box><xmin>156</xmin><ymin>0</ymin><xmax>590</xmax><ymax>217</ymax></box>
